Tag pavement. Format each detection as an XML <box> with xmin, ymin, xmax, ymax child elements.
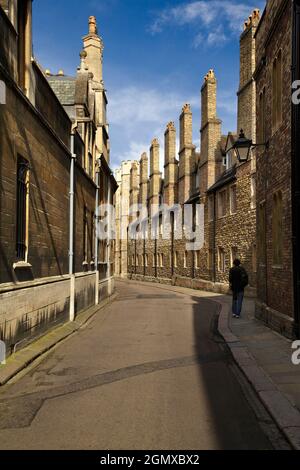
<box><xmin>0</xmin><ymin>279</ymin><xmax>287</xmax><ymax>450</ymax></box>
<box><xmin>218</xmin><ymin>294</ymin><xmax>300</xmax><ymax>450</ymax></box>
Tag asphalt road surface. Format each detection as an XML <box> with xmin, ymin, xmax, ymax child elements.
<box><xmin>0</xmin><ymin>280</ymin><xmax>284</xmax><ymax>450</ymax></box>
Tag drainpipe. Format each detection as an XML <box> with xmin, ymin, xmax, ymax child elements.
<box><xmin>95</xmin><ymin>157</ymin><xmax>101</xmax><ymax>305</ymax></box>
<box><xmin>171</xmin><ymin>212</ymin><xmax>174</xmax><ymax>278</ymax></box>
<box><xmin>69</xmin><ymin>125</ymin><xmax>77</xmax><ymax>322</ymax></box>
<box><xmin>192</xmin><ymin>203</ymin><xmax>196</xmax><ymax>281</ymax></box>
<box><xmin>212</xmin><ymin>192</ymin><xmax>217</xmax><ymax>284</ymax></box>
<box><xmin>144</xmin><ymin>236</ymin><xmax>146</xmax><ymax>277</ymax></box>
<box><xmin>135</xmin><ymin>238</ymin><xmax>137</xmax><ymax>276</ymax></box>
<box><xmin>107</xmin><ymin>176</ymin><xmax>112</xmax><ymax>295</ymax></box>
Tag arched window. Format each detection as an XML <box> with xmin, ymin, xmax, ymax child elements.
<box><xmin>258</xmin><ymin>87</ymin><xmax>266</xmax><ymax>144</ymax></box>
<box><xmin>258</xmin><ymin>202</ymin><xmax>266</xmax><ymax>263</ymax></box>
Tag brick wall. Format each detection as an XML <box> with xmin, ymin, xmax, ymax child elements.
<box><xmin>255</xmin><ymin>0</ymin><xmax>294</xmax><ymax>337</ymax></box>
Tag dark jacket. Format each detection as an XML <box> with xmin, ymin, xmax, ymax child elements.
<box><xmin>229</xmin><ymin>266</ymin><xmax>248</xmax><ymax>293</ymax></box>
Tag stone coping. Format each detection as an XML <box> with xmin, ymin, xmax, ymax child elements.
<box><xmin>0</xmin><ymin>273</ymin><xmax>114</xmax><ymax>295</ymax></box>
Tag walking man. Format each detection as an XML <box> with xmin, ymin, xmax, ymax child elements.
<box><xmin>229</xmin><ymin>259</ymin><xmax>249</xmax><ymax>318</ymax></box>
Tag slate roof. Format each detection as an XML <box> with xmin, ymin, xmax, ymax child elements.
<box><xmin>207</xmin><ymin>164</ymin><xmax>237</xmax><ymax>194</ymax></box>
<box><xmin>47</xmin><ymin>76</ymin><xmax>76</xmax><ymax>106</ymax></box>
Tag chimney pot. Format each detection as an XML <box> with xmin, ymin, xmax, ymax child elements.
<box><xmin>166</xmin><ymin>121</ymin><xmax>175</xmax><ymax>131</ymax></box>
<box><xmin>182</xmin><ymin>103</ymin><xmax>191</xmax><ymax>113</ymax></box>
<box><xmin>89</xmin><ymin>16</ymin><xmax>98</xmax><ymax>35</ymax></box>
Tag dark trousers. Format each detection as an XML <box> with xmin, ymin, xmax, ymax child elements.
<box><xmin>232</xmin><ymin>291</ymin><xmax>244</xmax><ymax>317</ymax></box>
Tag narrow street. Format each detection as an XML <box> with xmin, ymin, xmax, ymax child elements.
<box><xmin>0</xmin><ymin>281</ymin><xmax>279</xmax><ymax>450</ymax></box>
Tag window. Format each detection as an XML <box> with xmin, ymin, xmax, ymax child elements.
<box><xmin>16</xmin><ymin>156</ymin><xmax>29</xmax><ymax>261</ymax></box>
<box><xmin>195</xmin><ymin>251</ymin><xmax>201</xmax><ymax>269</ymax></box>
<box><xmin>174</xmin><ymin>251</ymin><xmax>178</xmax><ymax>268</ymax></box>
<box><xmin>88</xmin><ymin>152</ymin><xmax>93</xmax><ymax>178</ymax></box>
<box><xmin>230</xmin><ymin>185</ymin><xmax>237</xmax><ymax>214</ymax></box>
<box><xmin>83</xmin><ymin>206</ymin><xmax>88</xmax><ymax>262</ymax></box>
<box><xmin>225</xmin><ymin>150</ymin><xmax>234</xmax><ymax>170</ymax></box>
<box><xmin>272</xmin><ymin>191</ymin><xmax>283</xmax><ymax>266</ymax></box>
<box><xmin>100</xmin><ymin>240</ymin><xmax>107</xmax><ymax>264</ymax></box>
<box><xmin>159</xmin><ymin>214</ymin><xmax>163</xmax><ymax>236</ymax></box>
<box><xmin>230</xmin><ymin>247</ymin><xmax>238</xmax><ymax>267</ymax></box>
<box><xmin>218</xmin><ymin>247</ymin><xmax>225</xmax><ymax>273</ymax></box>
<box><xmin>160</xmin><ymin>254</ymin><xmax>164</xmax><ymax>268</ymax></box>
<box><xmin>272</xmin><ymin>50</ymin><xmax>282</xmax><ymax>132</ymax></box>
<box><xmin>252</xmin><ymin>244</ymin><xmax>257</xmax><ymax>273</ymax></box>
<box><xmin>145</xmin><ymin>254</ymin><xmax>148</xmax><ymax>267</ymax></box>
<box><xmin>196</xmin><ymin>169</ymin><xmax>200</xmax><ymax>189</ymax></box>
<box><xmin>184</xmin><ymin>251</ymin><xmax>188</xmax><ymax>268</ymax></box>
<box><xmin>208</xmin><ymin>196</ymin><xmax>214</xmax><ymax>222</ymax></box>
<box><xmin>251</xmin><ymin>176</ymin><xmax>256</xmax><ymax>209</ymax></box>
<box><xmin>218</xmin><ymin>190</ymin><xmax>227</xmax><ymax>218</ymax></box>
<box><xmin>258</xmin><ymin>88</ymin><xmax>266</xmax><ymax>144</ymax></box>
<box><xmin>258</xmin><ymin>202</ymin><xmax>266</xmax><ymax>264</ymax></box>
<box><xmin>208</xmin><ymin>250</ymin><xmax>214</xmax><ymax>270</ymax></box>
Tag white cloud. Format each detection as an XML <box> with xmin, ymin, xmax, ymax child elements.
<box><xmin>207</xmin><ymin>27</ymin><xmax>228</xmax><ymax>46</ymax></box>
<box><xmin>109</xmin><ymin>86</ymin><xmax>198</xmax><ymax>130</ymax></box>
<box><xmin>150</xmin><ymin>0</ymin><xmax>265</xmax><ymax>47</ymax></box>
<box><xmin>218</xmin><ymin>90</ymin><xmax>238</xmax><ymax>116</ymax></box>
<box><xmin>193</xmin><ymin>32</ymin><xmax>205</xmax><ymax>48</ymax></box>
<box><xmin>108</xmin><ymin>86</ymin><xmax>199</xmax><ymax>169</ymax></box>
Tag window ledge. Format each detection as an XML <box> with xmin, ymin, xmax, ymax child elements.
<box><xmin>13</xmin><ymin>262</ymin><xmax>32</xmax><ymax>270</ymax></box>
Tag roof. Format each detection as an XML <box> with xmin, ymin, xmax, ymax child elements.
<box><xmin>47</xmin><ymin>75</ymin><xmax>76</xmax><ymax>106</ymax></box>
<box><xmin>207</xmin><ymin>165</ymin><xmax>237</xmax><ymax>194</ymax></box>
<box><xmin>185</xmin><ymin>191</ymin><xmax>200</xmax><ymax>204</ymax></box>
<box><xmin>224</xmin><ymin>132</ymin><xmax>238</xmax><ymax>154</ymax></box>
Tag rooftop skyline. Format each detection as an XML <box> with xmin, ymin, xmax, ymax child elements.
<box><xmin>32</xmin><ymin>0</ymin><xmax>265</xmax><ymax>169</ymax></box>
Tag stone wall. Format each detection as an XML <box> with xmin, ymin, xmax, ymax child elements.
<box><xmin>255</xmin><ymin>0</ymin><xmax>294</xmax><ymax>338</ymax></box>
<box><xmin>0</xmin><ymin>273</ymin><xmax>114</xmax><ymax>356</ymax></box>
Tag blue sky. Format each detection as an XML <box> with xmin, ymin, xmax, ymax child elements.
<box><xmin>32</xmin><ymin>0</ymin><xmax>265</xmax><ymax>169</ymax></box>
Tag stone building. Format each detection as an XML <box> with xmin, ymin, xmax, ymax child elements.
<box><xmin>115</xmin><ymin>9</ymin><xmax>259</xmax><ymax>298</ymax></box>
<box><xmin>114</xmin><ymin>160</ymin><xmax>138</xmax><ymax>277</ymax></box>
<box><xmin>0</xmin><ymin>2</ymin><xmax>117</xmax><ymax>357</ymax></box>
<box><xmin>254</xmin><ymin>0</ymin><xmax>300</xmax><ymax>339</ymax></box>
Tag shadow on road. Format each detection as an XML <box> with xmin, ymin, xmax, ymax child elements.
<box><xmin>191</xmin><ymin>295</ymin><xmax>273</xmax><ymax>450</ymax></box>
